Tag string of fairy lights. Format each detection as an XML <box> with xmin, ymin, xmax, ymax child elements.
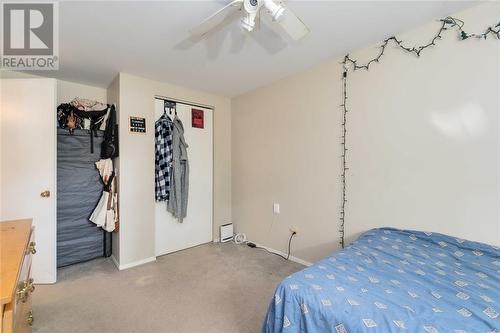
<box><xmin>338</xmin><ymin>16</ymin><xmax>500</xmax><ymax>248</ymax></box>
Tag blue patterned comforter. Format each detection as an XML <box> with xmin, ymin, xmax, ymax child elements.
<box><xmin>262</xmin><ymin>228</ymin><xmax>499</xmax><ymax>333</ymax></box>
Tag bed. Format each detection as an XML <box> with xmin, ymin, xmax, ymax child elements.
<box><xmin>262</xmin><ymin>228</ymin><xmax>499</xmax><ymax>333</ymax></box>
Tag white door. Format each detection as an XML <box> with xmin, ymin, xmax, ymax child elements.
<box><xmin>1</xmin><ymin>78</ymin><xmax>57</xmax><ymax>283</ymax></box>
<box><xmin>154</xmin><ymin>99</ymin><xmax>213</xmax><ymax>256</ymax></box>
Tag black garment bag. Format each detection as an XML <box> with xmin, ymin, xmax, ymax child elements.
<box><xmin>57</xmin><ymin>128</ymin><xmax>112</xmax><ymax>267</ymax></box>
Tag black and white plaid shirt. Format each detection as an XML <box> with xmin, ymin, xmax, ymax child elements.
<box><xmin>155</xmin><ymin>115</ymin><xmax>173</xmax><ymax>201</ymax></box>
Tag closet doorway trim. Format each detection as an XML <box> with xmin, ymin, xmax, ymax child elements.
<box><xmin>153</xmin><ymin>95</ymin><xmax>216</xmax><ymax>255</ymax></box>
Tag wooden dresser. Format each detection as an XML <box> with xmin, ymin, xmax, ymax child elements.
<box><xmin>1</xmin><ymin>219</ymin><xmax>36</xmax><ymax>333</ymax></box>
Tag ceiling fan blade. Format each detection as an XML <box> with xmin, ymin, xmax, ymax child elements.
<box><xmin>255</xmin><ymin>7</ymin><xmax>261</xmax><ymax>31</ymax></box>
<box><xmin>190</xmin><ymin>0</ymin><xmax>244</xmax><ymax>39</ymax></box>
<box><xmin>278</xmin><ymin>6</ymin><xmax>309</xmax><ymax>41</ymax></box>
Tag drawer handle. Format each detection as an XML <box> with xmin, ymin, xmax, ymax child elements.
<box><xmin>16</xmin><ymin>278</ymin><xmax>35</xmax><ymax>303</ymax></box>
<box><xmin>27</xmin><ymin>311</ymin><xmax>34</xmax><ymax>326</ymax></box>
<box><xmin>27</xmin><ymin>278</ymin><xmax>35</xmax><ymax>293</ymax></box>
<box><xmin>28</xmin><ymin>241</ymin><xmax>36</xmax><ymax>254</ymax></box>
<box><xmin>17</xmin><ymin>286</ymin><xmax>28</xmax><ymax>303</ymax></box>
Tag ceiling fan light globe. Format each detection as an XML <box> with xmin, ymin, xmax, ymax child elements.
<box><xmin>263</xmin><ymin>0</ymin><xmax>285</xmax><ymax>21</ymax></box>
<box><xmin>272</xmin><ymin>7</ymin><xmax>285</xmax><ymax>21</ymax></box>
<box><xmin>241</xmin><ymin>17</ymin><xmax>255</xmax><ymax>32</ymax></box>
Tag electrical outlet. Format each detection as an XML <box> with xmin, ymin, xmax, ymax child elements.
<box><xmin>290</xmin><ymin>226</ymin><xmax>299</xmax><ymax>235</ymax></box>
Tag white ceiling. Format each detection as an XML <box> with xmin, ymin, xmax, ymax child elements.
<box><xmin>32</xmin><ymin>1</ymin><xmax>477</xmax><ymax>97</ymax></box>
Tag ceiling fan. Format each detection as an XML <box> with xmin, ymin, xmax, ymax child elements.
<box><xmin>190</xmin><ymin>0</ymin><xmax>310</xmax><ymax>41</ymax></box>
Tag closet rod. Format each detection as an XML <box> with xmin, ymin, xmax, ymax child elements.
<box><xmin>154</xmin><ymin>96</ymin><xmax>214</xmax><ymax>110</ymax></box>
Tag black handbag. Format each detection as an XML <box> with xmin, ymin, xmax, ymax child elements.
<box><xmin>101</xmin><ymin>105</ymin><xmax>119</xmax><ymax>159</ymax></box>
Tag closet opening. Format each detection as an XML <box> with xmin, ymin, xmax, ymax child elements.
<box><xmin>154</xmin><ymin>96</ymin><xmax>214</xmax><ymax>256</ymax></box>
<box><xmin>56</xmin><ymin>99</ymin><xmax>118</xmax><ymax>267</ymax></box>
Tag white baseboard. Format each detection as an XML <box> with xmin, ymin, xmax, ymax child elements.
<box><xmin>212</xmin><ymin>238</ymin><xmax>220</xmax><ymax>243</ymax></box>
<box><xmin>111</xmin><ymin>256</ymin><xmax>156</xmax><ymax>270</ymax></box>
<box><xmin>250</xmin><ymin>241</ymin><xmax>313</xmax><ymax>267</ymax></box>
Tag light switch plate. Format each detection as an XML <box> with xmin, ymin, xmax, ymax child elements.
<box><xmin>273</xmin><ymin>203</ymin><xmax>280</xmax><ymax>214</ymax></box>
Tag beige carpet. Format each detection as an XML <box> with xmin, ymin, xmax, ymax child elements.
<box><xmin>32</xmin><ymin>242</ymin><xmax>304</xmax><ymax>333</ymax></box>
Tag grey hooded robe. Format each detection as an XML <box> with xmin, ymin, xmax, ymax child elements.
<box><xmin>167</xmin><ymin>117</ymin><xmax>189</xmax><ymax>222</ymax></box>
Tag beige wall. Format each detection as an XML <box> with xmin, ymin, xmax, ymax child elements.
<box><xmin>231</xmin><ymin>3</ymin><xmax>499</xmax><ymax>263</ymax></box>
<box><xmin>232</xmin><ymin>58</ymin><xmax>341</xmax><ymax>264</ymax></box>
<box><xmin>345</xmin><ymin>3</ymin><xmax>499</xmax><ymax>246</ymax></box>
<box><xmin>0</xmin><ymin>71</ymin><xmax>107</xmax><ymax>104</ymax></box>
<box><xmin>114</xmin><ymin>73</ymin><xmax>231</xmax><ymax>267</ymax></box>
<box><xmin>57</xmin><ymin>80</ymin><xmax>106</xmax><ymax>105</ymax></box>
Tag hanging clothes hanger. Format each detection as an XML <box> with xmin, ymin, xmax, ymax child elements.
<box><xmin>163</xmin><ymin>100</ymin><xmax>168</xmax><ymax>117</ymax></box>
<box><xmin>163</xmin><ymin>100</ymin><xmax>176</xmax><ymax>118</ymax></box>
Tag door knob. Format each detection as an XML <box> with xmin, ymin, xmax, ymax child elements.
<box><xmin>40</xmin><ymin>190</ymin><xmax>50</xmax><ymax>198</ymax></box>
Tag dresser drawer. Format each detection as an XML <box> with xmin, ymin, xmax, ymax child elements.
<box><xmin>5</xmin><ymin>268</ymin><xmax>34</xmax><ymax>333</ymax></box>
<box><xmin>3</xmin><ymin>288</ymin><xmax>32</xmax><ymax>333</ymax></box>
<box><xmin>2</xmin><ymin>227</ymin><xmax>35</xmax><ymax>333</ymax></box>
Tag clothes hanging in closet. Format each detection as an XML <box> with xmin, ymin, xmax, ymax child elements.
<box><xmin>56</xmin><ymin>98</ymin><xmax>118</xmax><ymax>267</ymax></box>
<box><xmin>100</xmin><ymin>104</ymin><xmax>119</xmax><ymax>159</ymax></box>
<box><xmin>70</xmin><ymin>97</ymin><xmax>107</xmax><ymax>112</ymax></box>
<box><xmin>90</xmin><ymin>158</ymin><xmax>118</xmax><ymax>232</ymax></box>
<box><xmin>155</xmin><ymin>114</ymin><xmax>174</xmax><ymax>201</ymax></box>
<box><xmin>57</xmin><ymin>100</ymin><xmax>114</xmax><ymax>154</ymax></box>
<box><xmin>167</xmin><ymin>116</ymin><xmax>189</xmax><ymax>223</ymax></box>
<box><xmin>57</xmin><ymin>98</ymin><xmax>109</xmax><ymax>132</ymax></box>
